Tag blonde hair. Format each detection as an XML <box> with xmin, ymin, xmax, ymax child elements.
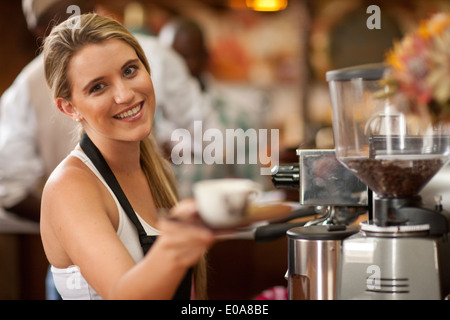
<box><xmin>43</xmin><ymin>13</ymin><xmax>207</xmax><ymax>299</ymax></box>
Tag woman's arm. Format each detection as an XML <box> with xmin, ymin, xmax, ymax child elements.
<box><xmin>41</xmin><ymin>160</ymin><xmax>213</xmax><ymax>299</ymax></box>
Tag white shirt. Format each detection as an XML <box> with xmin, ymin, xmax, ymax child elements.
<box><xmin>0</xmin><ymin>34</ymin><xmax>201</xmax><ymax>209</ymax></box>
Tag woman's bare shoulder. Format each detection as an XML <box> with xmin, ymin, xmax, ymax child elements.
<box><xmin>40</xmin><ymin>154</ymin><xmax>124</xmax><ymax>272</ymax></box>
<box><xmin>44</xmin><ymin>155</ymin><xmax>98</xmax><ymax>197</ymax></box>
<box><xmin>41</xmin><ymin>154</ymin><xmax>109</xmax><ymax>222</ymax></box>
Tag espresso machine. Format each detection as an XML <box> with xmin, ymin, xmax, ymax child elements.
<box><xmin>273</xmin><ymin>149</ymin><xmax>368</xmax><ymax>300</ymax></box>
<box><xmin>327</xmin><ymin>64</ymin><xmax>450</xmax><ymax>299</ymax></box>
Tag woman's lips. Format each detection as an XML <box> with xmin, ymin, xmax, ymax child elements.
<box><xmin>113</xmin><ymin>102</ymin><xmax>143</xmax><ymax>120</ymax></box>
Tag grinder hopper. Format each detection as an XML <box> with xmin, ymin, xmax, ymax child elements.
<box><xmin>327</xmin><ymin>64</ymin><xmax>450</xmax><ymax>228</ymax></box>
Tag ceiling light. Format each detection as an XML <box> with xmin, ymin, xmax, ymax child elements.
<box><xmin>246</xmin><ymin>0</ymin><xmax>288</xmax><ymax>12</ymax></box>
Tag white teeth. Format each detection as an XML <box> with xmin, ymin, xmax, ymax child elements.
<box><xmin>114</xmin><ymin>103</ymin><xmax>142</xmax><ymax>119</ymax></box>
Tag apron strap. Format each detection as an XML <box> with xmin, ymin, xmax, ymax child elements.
<box><xmin>79</xmin><ymin>133</ymin><xmax>191</xmax><ymax>299</ymax></box>
<box><xmin>80</xmin><ymin>133</ymin><xmax>155</xmax><ymax>253</ymax></box>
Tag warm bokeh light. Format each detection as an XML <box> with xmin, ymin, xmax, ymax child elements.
<box><xmin>246</xmin><ymin>0</ymin><xmax>288</xmax><ymax>12</ymax></box>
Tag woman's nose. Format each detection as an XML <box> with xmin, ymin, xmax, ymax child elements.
<box><xmin>114</xmin><ymin>80</ymin><xmax>134</xmax><ymax>105</ymax></box>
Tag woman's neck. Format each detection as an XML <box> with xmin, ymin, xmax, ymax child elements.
<box><xmin>86</xmin><ymin>131</ymin><xmax>142</xmax><ymax>175</ymax></box>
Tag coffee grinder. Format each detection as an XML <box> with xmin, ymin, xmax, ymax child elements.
<box><xmin>327</xmin><ymin>64</ymin><xmax>450</xmax><ymax>299</ymax></box>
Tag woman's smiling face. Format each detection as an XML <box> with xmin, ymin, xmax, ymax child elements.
<box><xmin>66</xmin><ymin>38</ymin><xmax>155</xmax><ymax>143</ymax></box>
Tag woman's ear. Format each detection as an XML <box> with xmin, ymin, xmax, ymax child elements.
<box><xmin>56</xmin><ymin>97</ymin><xmax>83</xmax><ymax>122</ymax></box>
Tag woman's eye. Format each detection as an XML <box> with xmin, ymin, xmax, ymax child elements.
<box><xmin>124</xmin><ymin>65</ymin><xmax>138</xmax><ymax>77</ymax></box>
<box><xmin>90</xmin><ymin>83</ymin><xmax>105</xmax><ymax>94</ymax></box>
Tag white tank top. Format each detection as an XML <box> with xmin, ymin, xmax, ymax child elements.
<box><xmin>51</xmin><ymin>148</ymin><xmax>159</xmax><ymax>300</ymax></box>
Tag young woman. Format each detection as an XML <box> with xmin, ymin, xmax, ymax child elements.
<box><xmin>40</xmin><ymin>13</ymin><xmax>214</xmax><ymax>300</ymax></box>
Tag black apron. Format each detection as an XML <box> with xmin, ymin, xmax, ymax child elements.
<box><xmin>80</xmin><ymin>133</ymin><xmax>192</xmax><ymax>300</ymax></box>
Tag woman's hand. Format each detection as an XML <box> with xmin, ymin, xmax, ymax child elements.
<box><xmin>156</xmin><ymin>199</ymin><xmax>215</xmax><ymax>269</ymax></box>
<box><xmin>169</xmin><ymin>198</ymin><xmax>201</xmax><ymax>223</ymax></box>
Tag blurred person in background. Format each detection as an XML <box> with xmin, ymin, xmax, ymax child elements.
<box><xmin>159</xmin><ymin>17</ymin><xmax>269</xmax><ymax>197</ymax></box>
<box><xmin>0</xmin><ymin>0</ymin><xmax>202</xmax><ymax>223</ymax></box>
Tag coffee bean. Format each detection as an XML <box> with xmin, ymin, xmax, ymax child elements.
<box><xmin>344</xmin><ymin>158</ymin><xmax>443</xmax><ymax>198</ymax></box>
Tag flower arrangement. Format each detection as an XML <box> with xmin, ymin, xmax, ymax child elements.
<box><xmin>381</xmin><ymin>12</ymin><xmax>450</xmax><ymax>123</ymax></box>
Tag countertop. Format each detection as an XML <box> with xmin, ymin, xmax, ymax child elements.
<box><xmin>0</xmin><ymin>208</ymin><xmax>39</xmax><ymax>234</ymax></box>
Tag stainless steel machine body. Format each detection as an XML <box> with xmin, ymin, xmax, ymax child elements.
<box><xmin>296</xmin><ymin>149</ymin><xmax>367</xmax><ymax>208</ymax></box>
<box><xmin>337</xmin><ymin>226</ymin><xmax>450</xmax><ymax>299</ymax></box>
<box><xmin>287</xmin><ymin>225</ymin><xmax>358</xmax><ymax>300</ymax></box>
<box><xmin>278</xmin><ymin>149</ymin><xmax>366</xmax><ymax>300</ymax></box>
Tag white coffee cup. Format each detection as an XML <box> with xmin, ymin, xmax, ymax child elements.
<box><xmin>193</xmin><ymin>178</ymin><xmax>263</xmax><ymax>228</ymax></box>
